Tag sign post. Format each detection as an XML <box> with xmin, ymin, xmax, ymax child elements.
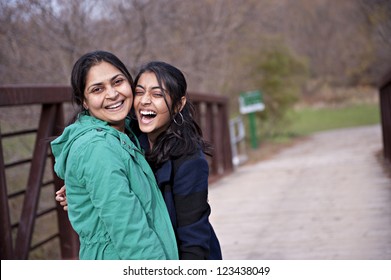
<box><xmin>239</xmin><ymin>90</ymin><xmax>265</xmax><ymax>149</ymax></box>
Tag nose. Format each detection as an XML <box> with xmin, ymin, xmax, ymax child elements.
<box><xmin>107</xmin><ymin>86</ymin><xmax>119</xmax><ymax>98</ymax></box>
<box><xmin>140</xmin><ymin>92</ymin><xmax>151</xmax><ymax>104</ymax></box>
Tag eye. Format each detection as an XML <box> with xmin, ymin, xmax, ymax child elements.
<box><xmin>114</xmin><ymin>78</ymin><xmax>124</xmax><ymax>85</ymax></box>
<box><xmin>152</xmin><ymin>90</ymin><xmax>164</xmax><ymax>98</ymax></box>
<box><xmin>135</xmin><ymin>90</ymin><xmax>144</xmax><ymax>96</ymax></box>
<box><xmin>90</xmin><ymin>87</ymin><xmax>102</xmax><ymax>94</ymax></box>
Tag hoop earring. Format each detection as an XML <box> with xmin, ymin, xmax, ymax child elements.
<box><xmin>173</xmin><ymin>112</ymin><xmax>184</xmax><ymax>126</ymax></box>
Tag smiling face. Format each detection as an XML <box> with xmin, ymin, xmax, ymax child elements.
<box><xmin>83</xmin><ymin>61</ymin><xmax>133</xmax><ymax>132</ymax></box>
<box><xmin>134</xmin><ymin>72</ymin><xmax>172</xmax><ymax>146</ymax></box>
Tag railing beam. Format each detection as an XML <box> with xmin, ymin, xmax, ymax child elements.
<box><xmin>14</xmin><ymin>104</ymin><xmax>58</xmax><ymax>259</ymax></box>
<box><xmin>0</xmin><ymin>133</ymin><xmax>14</xmax><ymax>259</ymax></box>
<box><xmin>51</xmin><ymin>104</ymin><xmax>80</xmax><ymax>259</ymax></box>
<box><xmin>380</xmin><ymin>76</ymin><xmax>391</xmax><ymax>163</ymax></box>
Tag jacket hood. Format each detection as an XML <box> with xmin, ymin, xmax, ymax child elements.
<box><xmin>51</xmin><ymin>114</ymin><xmax>127</xmax><ymax>179</ymax></box>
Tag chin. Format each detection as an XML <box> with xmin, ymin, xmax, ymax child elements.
<box><xmin>138</xmin><ymin>126</ymin><xmax>152</xmax><ymax>134</ymax></box>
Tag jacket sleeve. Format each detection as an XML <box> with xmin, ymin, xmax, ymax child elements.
<box><xmin>75</xmin><ymin>139</ymin><xmax>167</xmax><ymax>260</ymax></box>
<box><xmin>173</xmin><ymin>154</ymin><xmax>212</xmax><ymax>259</ymax></box>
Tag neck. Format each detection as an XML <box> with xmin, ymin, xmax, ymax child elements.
<box><xmin>147</xmin><ymin>136</ymin><xmax>154</xmax><ymax>149</ymax></box>
<box><xmin>110</xmin><ymin>121</ymin><xmax>125</xmax><ymax>133</ymax></box>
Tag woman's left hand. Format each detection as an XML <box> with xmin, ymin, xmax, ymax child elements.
<box><xmin>55</xmin><ymin>185</ymin><xmax>68</xmax><ymax>211</ymax></box>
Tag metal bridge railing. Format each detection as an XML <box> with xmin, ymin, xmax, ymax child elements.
<box><xmin>0</xmin><ymin>85</ymin><xmax>233</xmax><ymax>259</ymax></box>
<box><xmin>380</xmin><ymin>72</ymin><xmax>391</xmax><ymax>164</ymax></box>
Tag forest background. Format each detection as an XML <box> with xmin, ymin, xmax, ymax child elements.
<box><xmin>1</xmin><ymin>0</ymin><xmax>391</xmax><ymax>141</ymax></box>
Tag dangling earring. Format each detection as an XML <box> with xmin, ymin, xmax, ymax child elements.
<box><xmin>173</xmin><ymin>112</ymin><xmax>184</xmax><ymax>126</ymax></box>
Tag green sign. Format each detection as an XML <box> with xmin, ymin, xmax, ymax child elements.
<box><xmin>238</xmin><ymin>90</ymin><xmax>265</xmax><ymax>149</ymax></box>
<box><xmin>239</xmin><ymin>90</ymin><xmax>265</xmax><ymax>114</ymax></box>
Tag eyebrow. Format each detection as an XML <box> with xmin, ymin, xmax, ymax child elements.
<box><xmin>87</xmin><ymin>74</ymin><xmax>124</xmax><ymax>91</ymax></box>
<box><xmin>135</xmin><ymin>85</ymin><xmax>162</xmax><ymax>90</ymax></box>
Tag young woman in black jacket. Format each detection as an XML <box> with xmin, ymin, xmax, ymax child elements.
<box><xmin>133</xmin><ymin>61</ymin><xmax>222</xmax><ymax>259</ymax></box>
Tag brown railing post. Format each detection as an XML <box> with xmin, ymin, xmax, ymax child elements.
<box><xmin>0</xmin><ymin>133</ymin><xmax>14</xmax><ymax>259</ymax></box>
<box><xmin>380</xmin><ymin>71</ymin><xmax>391</xmax><ymax>164</ymax></box>
<box><xmin>189</xmin><ymin>92</ymin><xmax>234</xmax><ymax>181</ymax></box>
<box><xmin>51</xmin><ymin>104</ymin><xmax>79</xmax><ymax>259</ymax></box>
<box><xmin>220</xmin><ymin>101</ymin><xmax>233</xmax><ymax>174</ymax></box>
<box><xmin>14</xmin><ymin>104</ymin><xmax>58</xmax><ymax>259</ymax></box>
<box><xmin>212</xmin><ymin>103</ymin><xmax>224</xmax><ymax>175</ymax></box>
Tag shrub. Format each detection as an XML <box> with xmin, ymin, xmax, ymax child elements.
<box><xmin>250</xmin><ymin>44</ymin><xmax>308</xmax><ymax>138</ymax></box>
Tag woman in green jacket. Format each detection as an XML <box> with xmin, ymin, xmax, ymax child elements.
<box><xmin>50</xmin><ymin>50</ymin><xmax>178</xmax><ymax>260</ymax></box>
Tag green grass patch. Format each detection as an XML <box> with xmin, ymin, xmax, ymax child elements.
<box><xmin>286</xmin><ymin>103</ymin><xmax>380</xmax><ymax>136</ymax></box>
<box><xmin>246</xmin><ymin>102</ymin><xmax>381</xmax><ymax>163</ymax></box>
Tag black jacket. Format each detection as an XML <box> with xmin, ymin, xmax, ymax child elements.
<box><xmin>138</xmin><ymin>132</ymin><xmax>222</xmax><ymax>259</ymax></box>
<box><xmin>155</xmin><ymin>151</ymin><xmax>222</xmax><ymax>260</ymax></box>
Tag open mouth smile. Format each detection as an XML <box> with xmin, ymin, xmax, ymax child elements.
<box><xmin>140</xmin><ymin>110</ymin><xmax>157</xmax><ymax>119</ymax></box>
<box><xmin>105</xmin><ymin>101</ymin><xmax>124</xmax><ymax>109</ymax></box>
<box><xmin>138</xmin><ymin>110</ymin><xmax>158</xmax><ymax>125</ymax></box>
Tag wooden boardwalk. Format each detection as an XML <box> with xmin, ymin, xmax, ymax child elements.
<box><xmin>209</xmin><ymin>125</ymin><xmax>391</xmax><ymax>260</ymax></box>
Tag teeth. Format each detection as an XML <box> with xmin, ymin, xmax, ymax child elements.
<box><xmin>140</xmin><ymin>110</ymin><xmax>156</xmax><ymax>116</ymax></box>
<box><xmin>106</xmin><ymin>101</ymin><xmax>123</xmax><ymax>109</ymax></box>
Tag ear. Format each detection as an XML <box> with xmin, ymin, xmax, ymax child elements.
<box><xmin>83</xmin><ymin>100</ymin><xmax>88</xmax><ymax>110</ymax></box>
<box><xmin>177</xmin><ymin>96</ymin><xmax>186</xmax><ymax>112</ymax></box>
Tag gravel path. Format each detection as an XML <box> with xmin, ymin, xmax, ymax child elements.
<box><xmin>209</xmin><ymin>124</ymin><xmax>391</xmax><ymax>260</ymax></box>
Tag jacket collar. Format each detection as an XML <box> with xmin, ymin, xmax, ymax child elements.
<box><xmin>155</xmin><ymin>160</ymin><xmax>172</xmax><ymax>186</ymax></box>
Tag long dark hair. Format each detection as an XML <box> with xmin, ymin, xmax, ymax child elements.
<box><xmin>133</xmin><ymin>61</ymin><xmax>213</xmax><ymax>168</ymax></box>
<box><xmin>69</xmin><ymin>50</ymin><xmax>133</xmax><ymax>123</ymax></box>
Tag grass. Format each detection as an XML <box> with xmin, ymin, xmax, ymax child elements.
<box><xmin>245</xmin><ymin>102</ymin><xmax>381</xmax><ymax>164</ymax></box>
<box><xmin>286</xmin><ymin>103</ymin><xmax>380</xmax><ymax>136</ymax></box>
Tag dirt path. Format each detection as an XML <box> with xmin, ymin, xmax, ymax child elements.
<box><xmin>209</xmin><ymin>125</ymin><xmax>391</xmax><ymax>259</ymax></box>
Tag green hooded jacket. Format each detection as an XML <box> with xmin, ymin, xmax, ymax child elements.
<box><xmin>51</xmin><ymin>114</ymin><xmax>178</xmax><ymax>260</ymax></box>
